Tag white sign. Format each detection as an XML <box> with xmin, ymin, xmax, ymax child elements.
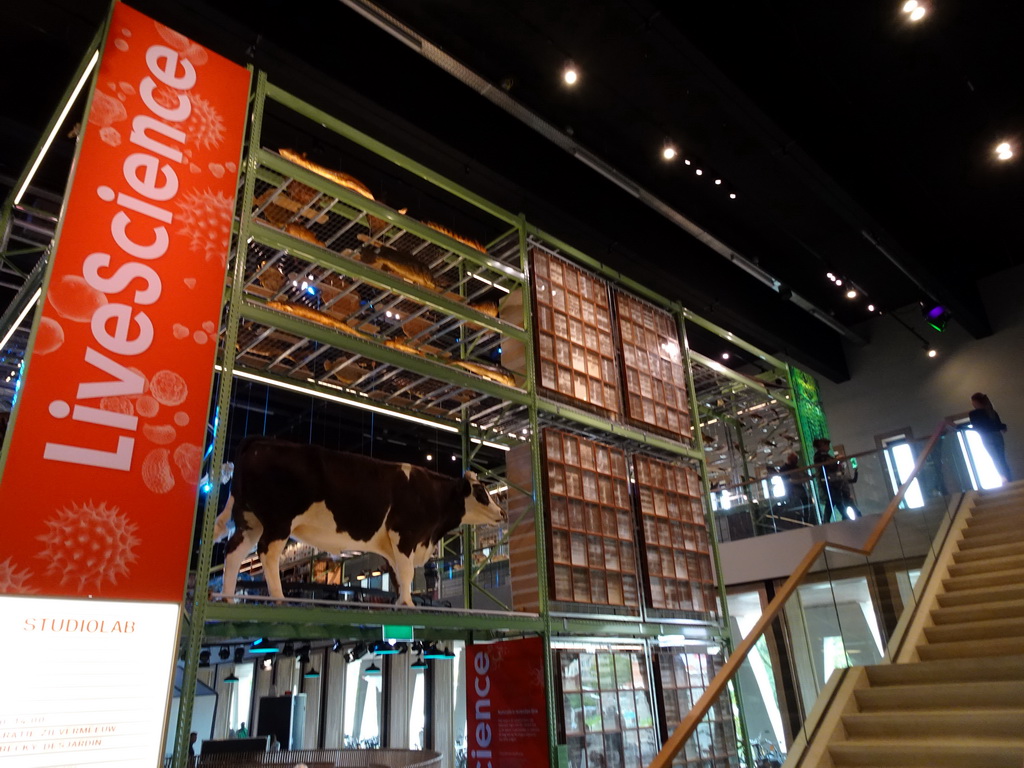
<box><xmin>0</xmin><ymin>596</ymin><xmax>179</xmax><ymax>766</ymax></box>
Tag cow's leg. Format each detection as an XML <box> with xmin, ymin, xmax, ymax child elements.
<box><xmin>387</xmin><ymin>532</ymin><xmax>416</xmax><ymax>607</ymax></box>
<box><xmin>222</xmin><ymin>518</ymin><xmax>261</xmax><ymax>599</ymax></box>
<box><xmin>258</xmin><ymin>538</ymin><xmax>288</xmax><ymax>599</ymax></box>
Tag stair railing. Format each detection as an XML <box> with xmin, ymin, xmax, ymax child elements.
<box><xmin>648</xmin><ymin>420</ymin><xmax>956</xmax><ymax>768</ymax></box>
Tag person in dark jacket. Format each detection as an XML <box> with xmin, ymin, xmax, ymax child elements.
<box><xmin>969</xmin><ymin>393</ymin><xmax>1011</xmax><ymax>482</ymax></box>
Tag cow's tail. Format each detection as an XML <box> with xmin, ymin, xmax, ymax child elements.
<box><xmin>212</xmin><ymin>494</ymin><xmax>234</xmax><ymax>542</ymax></box>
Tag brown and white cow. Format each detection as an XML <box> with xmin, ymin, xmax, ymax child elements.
<box><xmin>212</xmin><ymin>437</ymin><xmax>505</xmax><ymax>606</ymax></box>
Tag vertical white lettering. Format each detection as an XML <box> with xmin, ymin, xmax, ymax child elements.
<box><xmin>72</xmin><ymin>404</ymin><xmax>138</xmax><ymax>431</ymax></box>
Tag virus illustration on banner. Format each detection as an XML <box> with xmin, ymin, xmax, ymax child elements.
<box><xmin>176</xmin><ymin>188</ymin><xmax>234</xmax><ymax>266</ymax></box>
<box><xmin>151</xmin><ymin>86</ymin><xmax>226</xmax><ymax>150</ymax></box>
<box><xmin>37</xmin><ymin>501</ymin><xmax>140</xmax><ymax>592</ymax></box>
<box><xmin>0</xmin><ymin>557</ymin><xmax>37</xmax><ymax>594</ymax></box>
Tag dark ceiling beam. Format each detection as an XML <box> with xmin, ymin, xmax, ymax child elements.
<box><xmin>633</xmin><ymin>0</ymin><xmax>993</xmax><ymax>339</ymax></box>
<box><xmin>338</xmin><ymin>0</ymin><xmax>863</xmax><ymax>345</ymax></box>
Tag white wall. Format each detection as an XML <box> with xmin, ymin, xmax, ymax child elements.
<box><xmin>808</xmin><ymin>265</ymin><xmax>1023</xmax><ymax>480</ymax></box>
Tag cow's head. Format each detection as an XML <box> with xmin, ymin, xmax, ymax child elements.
<box><xmin>460</xmin><ymin>471</ymin><xmax>506</xmax><ymax>526</ymax></box>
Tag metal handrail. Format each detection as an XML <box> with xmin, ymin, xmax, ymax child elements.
<box><xmin>648</xmin><ymin>420</ymin><xmax>954</xmax><ymax>768</ymax></box>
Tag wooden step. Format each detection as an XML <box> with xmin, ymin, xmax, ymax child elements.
<box><xmin>923</xmin><ymin>615</ymin><xmax>1024</xmax><ymax>643</ymax></box>
<box><xmin>841</xmin><ymin>709</ymin><xmax>1024</xmax><ymax>740</ymax></box>
<box><xmin>943</xmin><ymin>567</ymin><xmax>1024</xmax><ymax>592</ymax></box>
<box><xmin>948</xmin><ymin>552</ymin><xmax>1024</xmax><ymax>577</ymax></box>
<box><xmin>958</xmin><ymin>528</ymin><xmax>1024</xmax><ymax>551</ymax></box>
<box><xmin>854</xmin><ymin>679</ymin><xmax>1024</xmax><ymax>710</ymax></box>
<box><xmin>936</xmin><ymin>582</ymin><xmax>1024</xmax><ymax>608</ymax></box>
<box><xmin>865</xmin><ymin>655</ymin><xmax>1024</xmax><ymax>686</ymax></box>
<box><xmin>829</xmin><ymin>740</ymin><xmax>1024</xmax><ymax>768</ymax></box>
<box><xmin>917</xmin><ymin>636</ymin><xmax>1024</xmax><ymax>660</ymax></box>
<box><xmin>953</xmin><ymin>539</ymin><xmax>1024</xmax><ymax>563</ymax></box>
<box><xmin>931</xmin><ymin>596</ymin><xmax>1024</xmax><ymax>624</ymax></box>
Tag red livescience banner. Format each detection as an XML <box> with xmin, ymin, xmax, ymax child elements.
<box><xmin>0</xmin><ymin>3</ymin><xmax>249</xmax><ymax>602</ymax></box>
<box><xmin>467</xmin><ymin>636</ymin><xmax>550</xmax><ymax>768</ymax></box>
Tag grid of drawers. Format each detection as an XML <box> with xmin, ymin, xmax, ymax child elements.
<box><xmin>615</xmin><ymin>291</ymin><xmax>692</xmax><ymax>441</ymax></box>
<box><xmin>532</xmin><ymin>248</ymin><xmax>621</xmax><ymax>417</ymax></box>
<box><xmin>544</xmin><ymin>428</ymin><xmax>639</xmax><ymax>608</ymax></box>
<box><xmin>634</xmin><ymin>455</ymin><xmax>717</xmax><ymax>616</ymax></box>
<box><xmin>655</xmin><ymin>649</ymin><xmax>739</xmax><ymax>768</ymax></box>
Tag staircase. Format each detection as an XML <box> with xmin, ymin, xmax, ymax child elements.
<box><xmin>795</xmin><ymin>481</ymin><xmax>1024</xmax><ymax>768</ymax></box>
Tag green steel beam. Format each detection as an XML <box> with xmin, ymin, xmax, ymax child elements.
<box><xmin>204</xmin><ymin>601</ymin><xmax>545</xmax><ymax>633</ymax></box>
<box><xmin>536</xmin><ymin>399</ymin><xmax>703</xmax><ymax>460</ymax></box>
<box><xmin>260</xmin><ymin>150</ymin><xmax>526</xmax><ymax>284</ymax></box>
<box><xmin>249</xmin><ymin>222</ymin><xmax>528</xmax><ymax>342</ymax></box>
<box><xmin>688</xmin><ymin>350</ymin><xmax>797</xmax><ymax>411</ymax></box>
<box><xmin>264</xmin><ymin>82</ymin><xmax>520</xmax><ymax>227</ymax></box>
<box><xmin>172</xmin><ymin>66</ymin><xmax>262</xmax><ymax>768</ymax></box>
<box><xmin>239</xmin><ymin>299</ymin><xmax>530</xmax><ymax>406</ymax></box>
<box><xmin>680</xmin><ymin>308</ymin><xmax>788</xmax><ymax>371</ymax></box>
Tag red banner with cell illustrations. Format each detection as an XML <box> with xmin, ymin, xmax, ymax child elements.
<box><xmin>0</xmin><ymin>3</ymin><xmax>249</xmax><ymax>602</ymax></box>
<box><xmin>467</xmin><ymin>636</ymin><xmax>550</xmax><ymax>768</ymax></box>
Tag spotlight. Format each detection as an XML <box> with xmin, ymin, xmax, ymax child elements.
<box><xmin>199</xmin><ymin>650</ymin><xmax>211</xmax><ymax>668</ymax></box>
<box><xmin>662</xmin><ymin>142</ymin><xmax>677</xmax><ymax>161</ymax></box>
<box><xmin>250</xmin><ymin>638</ymin><xmax>280</xmax><ymax>654</ymax></box>
<box><xmin>867</xmin><ymin>304</ymin><xmax>876</xmax><ymax>312</ymax></box>
<box><xmin>714</xmin><ymin>179</ymin><xmax>722</xmax><ymax>185</ymax></box>
<box><xmin>695</xmin><ymin>169</ymin><xmax>703</xmax><ymax>176</ymax></box>
<box><xmin>846</xmin><ymin>289</ymin><xmax>857</xmax><ymax>299</ymax></box>
<box><xmin>219</xmin><ymin>647</ymin><xmax>231</xmax><ymax>661</ymax></box>
<box><xmin>826</xmin><ymin>272</ymin><xmax>835</xmax><ymax>281</ymax></box>
<box><xmin>372</xmin><ymin>639</ymin><xmax>400</xmax><ymax>656</ymax></box>
<box><xmin>995</xmin><ymin>141</ymin><xmax>1014</xmax><ymax>161</ymax></box>
<box><xmin>426</xmin><ymin>453</ymin><xmax>433</xmax><ymax>461</ymax></box>
<box><xmin>331</xmin><ymin>639</ymin><xmax>343</xmax><ymax>654</ymax></box>
<box><xmin>926</xmin><ymin>347</ymin><xmax>938</xmax><ymax>358</ymax></box>
<box><xmin>234</xmin><ymin>647</ymin><xmax>245</xmax><ymax>664</ymax></box>
<box><xmin>922</xmin><ymin>304</ymin><xmax>951</xmax><ymax>331</ymax></box>
<box><xmin>562</xmin><ymin>61</ymin><xmax>579</xmax><ymax>86</ymax></box>
<box><xmin>282</xmin><ymin>642</ymin><xmax>295</xmax><ymax>657</ymax></box>
<box><xmin>729</xmin><ymin>193</ymin><xmax>737</xmax><ymax>199</ymax></box>
<box><xmin>835</xmin><ymin>278</ymin><xmax>843</xmax><ymax>286</ymax></box>
<box><xmin>721</xmin><ymin>352</ymin><xmax>730</xmax><ymax>361</ymax></box>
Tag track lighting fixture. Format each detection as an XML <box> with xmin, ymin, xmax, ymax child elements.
<box><xmin>199</xmin><ymin>650</ymin><xmax>211</xmax><ymax>668</ymax></box>
<box><xmin>218</xmin><ymin>647</ymin><xmax>231</xmax><ymax>661</ymax></box>
<box><xmin>234</xmin><ymin>647</ymin><xmax>245</xmax><ymax>664</ymax></box>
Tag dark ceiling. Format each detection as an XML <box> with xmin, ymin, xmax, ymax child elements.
<box><xmin>2</xmin><ymin>0</ymin><xmax>1021</xmax><ymax>383</ymax></box>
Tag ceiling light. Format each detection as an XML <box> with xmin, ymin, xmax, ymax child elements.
<box><xmin>224</xmin><ymin>671</ymin><xmax>239</xmax><ymax>684</ymax></box>
<box><xmin>835</xmin><ymin>278</ymin><xmax>843</xmax><ymax>286</ymax></box>
<box><xmin>846</xmin><ymin>289</ymin><xmax>857</xmax><ymax>299</ymax></box>
<box><xmin>303</xmin><ymin>666</ymin><xmax>320</xmax><ymax>679</ymax></box>
<box><xmin>826</xmin><ymin>272</ymin><xmax>835</xmax><ymax>280</ymax></box>
<box><xmin>729</xmin><ymin>193</ymin><xmax>737</xmax><ymax>199</ymax></box>
<box><xmin>364</xmin><ymin>662</ymin><xmax>382</xmax><ymax>677</ymax></box>
<box><xmin>923</xmin><ymin>304</ymin><xmax>951</xmax><ymax>331</ymax></box>
<box><xmin>563</xmin><ymin>62</ymin><xmax>579</xmax><ymax>86</ymax></box>
<box><xmin>867</xmin><ymin>304</ymin><xmax>876</xmax><ymax>312</ymax></box>
<box><xmin>684</xmin><ymin>159</ymin><xmax>691</xmax><ymax>166</ymax></box>
<box><xmin>250</xmin><ymin>638</ymin><xmax>280</xmax><ymax>654</ymax></box>
<box><xmin>714</xmin><ymin>179</ymin><xmax>722</xmax><ymax>185</ymax></box>
<box><xmin>15</xmin><ymin>50</ymin><xmax>98</xmax><ymax>205</ymax></box>
<box><xmin>926</xmin><ymin>347</ymin><xmax>937</xmax><ymax>358</ymax></box>
<box><xmin>721</xmin><ymin>352</ymin><xmax>730</xmax><ymax>360</ymax></box>
<box><xmin>902</xmin><ymin>0</ymin><xmax>918</xmax><ymax>10</ymax></box>
<box><xmin>426</xmin><ymin>453</ymin><xmax>433</xmax><ymax>461</ymax></box>
<box><xmin>662</xmin><ymin>143</ymin><xmax>677</xmax><ymax>161</ymax></box>
<box><xmin>411</xmin><ymin>654</ymin><xmax>428</xmax><ymax>671</ymax></box>
<box><xmin>995</xmin><ymin>141</ymin><xmax>1014</xmax><ymax>161</ymax></box>
<box><xmin>910</xmin><ymin>6</ymin><xmax>926</xmax><ymax>20</ymax></box>
<box><xmin>695</xmin><ymin>169</ymin><xmax>703</xmax><ymax>176</ymax></box>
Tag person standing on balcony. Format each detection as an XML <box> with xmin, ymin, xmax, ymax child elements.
<box><xmin>969</xmin><ymin>393</ymin><xmax>1011</xmax><ymax>482</ymax></box>
<box><xmin>813</xmin><ymin>438</ymin><xmax>860</xmax><ymax>520</ymax></box>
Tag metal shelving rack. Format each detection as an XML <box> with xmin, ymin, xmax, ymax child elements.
<box><xmin>0</xmin><ymin>35</ymin><xmax>825</xmax><ymax>768</ymax></box>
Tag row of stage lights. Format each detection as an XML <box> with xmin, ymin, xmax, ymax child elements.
<box><xmin>560</xmin><ymin>62</ymin><xmax>738</xmax><ymax>201</ymax></box>
<box><xmin>825</xmin><ymin>271</ymin><xmax>948</xmax><ymax>358</ymax></box>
